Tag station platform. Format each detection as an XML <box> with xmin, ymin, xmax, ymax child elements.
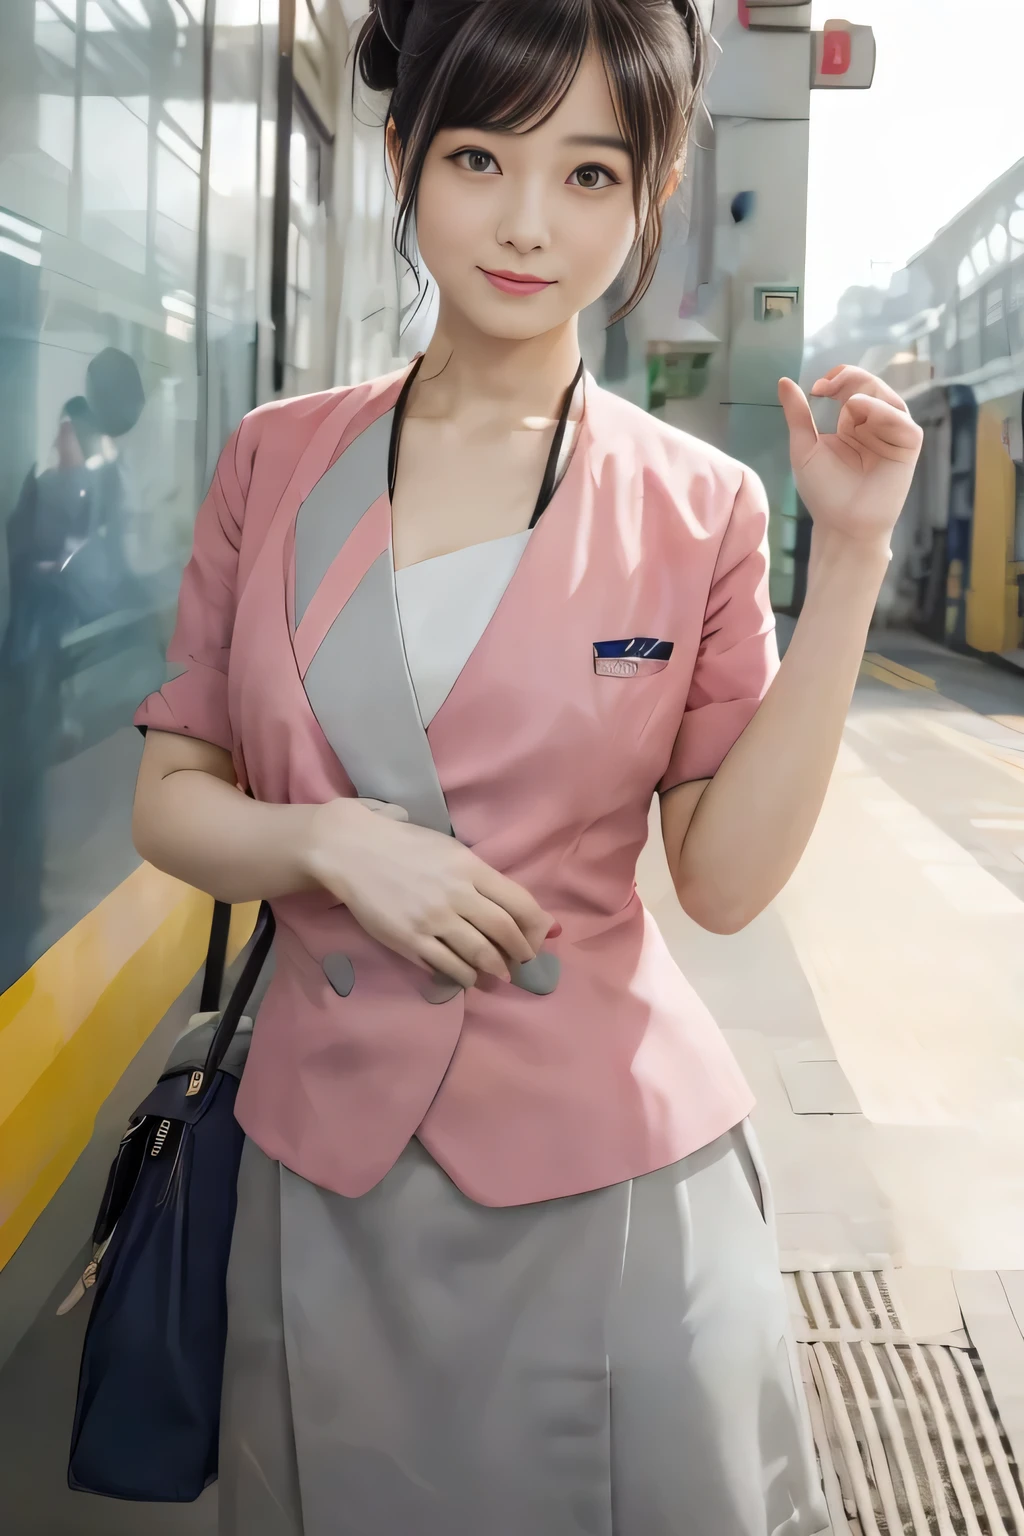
<box><xmin>1</xmin><ymin>627</ymin><xmax>1023</xmax><ymax>1533</ymax></box>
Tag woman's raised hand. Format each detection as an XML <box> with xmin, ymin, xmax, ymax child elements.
<box><xmin>778</xmin><ymin>366</ymin><xmax>923</xmax><ymax>550</ymax></box>
<box><xmin>302</xmin><ymin>798</ymin><xmax>554</xmax><ymax>989</ymax></box>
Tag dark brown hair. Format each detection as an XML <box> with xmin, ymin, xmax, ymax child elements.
<box><xmin>355</xmin><ymin>0</ymin><xmax>708</xmax><ymax>321</ymax></box>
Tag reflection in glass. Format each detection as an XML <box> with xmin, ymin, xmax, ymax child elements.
<box><xmin>284</xmin><ymin>102</ymin><xmax>330</xmax><ymax>398</ymax></box>
<box><xmin>0</xmin><ymin>0</ymin><xmax>270</xmax><ymax>993</ymax></box>
<box><xmin>82</xmin><ymin>96</ymin><xmax>150</xmax><ymax>273</ymax></box>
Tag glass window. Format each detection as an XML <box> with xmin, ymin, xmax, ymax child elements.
<box><xmin>1011</xmin><ymin>271</ymin><xmax>1024</xmax><ymax>351</ymax></box>
<box><xmin>0</xmin><ymin>0</ymin><xmax>267</xmax><ymax>993</ymax></box>
<box><xmin>981</xmin><ymin>278</ymin><xmax>1009</xmax><ymax>364</ymax></box>
<box><xmin>957</xmin><ymin>294</ymin><xmax>981</xmax><ymax>373</ymax></box>
<box><xmin>81</xmin><ymin>96</ymin><xmax>150</xmax><ymax>274</ymax></box>
<box><xmin>959</xmin><ymin>295</ymin><xmax>979</xmax><ymax>339</ymax></box>
<box><xmin>283</xmin><ymin>100</ymin><xmax>330</xmax><ymax>399</ymax></box>
<box><xmin>970</xmin><ymin>238</ymin><xmax>990</xmax><ymax>276</ymax></box>
<box><xmin>201</xmin><ymin>6</ymin><xmax>265</xmax><ymax>481</ymax></box>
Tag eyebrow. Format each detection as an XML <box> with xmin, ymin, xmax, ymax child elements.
<box><xmin>562</xmin><ymin>134</ymin><xmax>631</xmax><ymax>156</ymax></box>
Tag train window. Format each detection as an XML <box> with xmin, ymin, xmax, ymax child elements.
<box><xmin>988</xmin><ymin>221</ymin><xmax>1008</xmax><ymax>265</ymax></box>
<box><xmin>202</xmin><ymin>10</ymin><xmax>264</xmax><ymax>482</ymax></box>
<box><xmin>0</xmin><ymin>0</ymin><xmax>268</xmax><ymax>994</ymax></box>
<box><xmin>959</xmin><ymin>296</ymin><xmax>979</xmax><ymax>339</ymax></box>
<box><xmin>282</xmin><ymin>97</ymin><xmax>332</xmax><ymax>398</ymax></box>
<box><xmin>1013</xmin><ymin>272</ymin><xmax>1024</xmax><ymax>351</ymax></box>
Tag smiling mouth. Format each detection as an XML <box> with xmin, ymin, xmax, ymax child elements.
<box><xmin>480</xmin><ymin>269</ymin><xmax>556</xmax><ymax>296</ymax></box>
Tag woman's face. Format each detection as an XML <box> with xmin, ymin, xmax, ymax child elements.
<box><xmin>412</xmin><ymin>50</ymin><xmax>639</xmax><ymax>343</ymax></box>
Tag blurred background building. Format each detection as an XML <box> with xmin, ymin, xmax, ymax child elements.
<box><xmin>804</xmin><ymin>158</ymin><xmax>1024</xmax><ymax>664</ymax></box>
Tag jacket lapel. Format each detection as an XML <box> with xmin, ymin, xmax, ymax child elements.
<box><xmin>293</xmin><ymin>402</ymin><xmax>453</xmax><ymax>839</ymax></box>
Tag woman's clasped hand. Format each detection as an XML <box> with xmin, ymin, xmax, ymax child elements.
<box><xmin>301</xmin><ymin>796</ymin><xmax>554</xmax><ymax>988</ymax></box>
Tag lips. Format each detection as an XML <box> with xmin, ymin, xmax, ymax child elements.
<box><xmin>481</xmin><ymin>268</ymin><xmax>555</xmax><ymax>297</ymax></box>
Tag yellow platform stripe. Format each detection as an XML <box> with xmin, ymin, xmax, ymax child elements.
<box><xmin>862</xmin><ymin>653</ymin><xmax>937</xmax><ymax>690</ymax></box>
<box><xmin>859</xmin><ymin>659</ymin><xmax>920</xmax><ymax>691</ymax></box>
<box><xmin>0</xmin><ymin>873</ymin><xmax>258</xmax><ymax>1272</ymax></box>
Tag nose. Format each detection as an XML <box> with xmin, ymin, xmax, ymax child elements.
<box><xmin>494</xmin><ymin>175</ymin><xmax>552</xmax><ymax>257</ymax></box>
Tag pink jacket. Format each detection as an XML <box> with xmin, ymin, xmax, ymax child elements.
<box><xmin>136</xmin><ymin>368</ymin><xmax>779</xmax><ymax>1206</ymax></box>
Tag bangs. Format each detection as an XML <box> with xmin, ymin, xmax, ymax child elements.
<box><xmin>429</xmin><ymin>0</ymin><xmax>592</xmax><ymax>138</ymax></box>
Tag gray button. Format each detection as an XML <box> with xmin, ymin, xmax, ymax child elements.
<box><xmin>510</xmin><ymin>952</ymin><xmax>561</xmax><ymax>996</ymax></box>
<box><xmin>323</xmin><ymin>953</ymin><xmax>355</xmax><ymax>997</ymax></box>
<box><xmin>421</xmin><ymin>972</ymin><xmax>464</xmax><ymax>1005</ymax></box>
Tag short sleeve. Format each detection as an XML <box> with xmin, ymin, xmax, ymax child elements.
<box><xmin>134</xmin><ymin>425</ymin><xmax>249</xmax><ymax>752</ymax></box>
<box><xmin>658</xmin><ymin>468</ymin><xmax>780</xmax><ymax>794</ymax></box>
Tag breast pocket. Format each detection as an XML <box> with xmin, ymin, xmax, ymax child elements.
<box><xmin>593</xmin><ymin>638</ymin><xmax>674</xmax><ymax>678</ymax></box>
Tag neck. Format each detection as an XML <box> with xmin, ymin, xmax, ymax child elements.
<box><xmin>414</xmin><ymin>307</ymin><xmax>582</xmax><ymax>425</ymax></box>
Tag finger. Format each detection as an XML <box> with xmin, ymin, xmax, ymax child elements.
<box><xmin>358</xmin><ymin>798</ymin><xmax>409</xmax><ymax>821</ymax></box>
<box><xmin>458</xmin><ymin>891</ymin><xmax>539</xmax><ymax>965</ymax></box>
<box><xmin>839</xmin><ymin>395</ymin><xmax>923</xmax><ymax>454</ymax></box>
<box><xmin>812</xmin><ymin>364</ymin><xmax>862</xmax><ymax>393</ymax></box>
<box><xmin>436</xmin><ymin>916</ymin><xmax>512</xmax><ymax>982</ymax></box>
<box><xmin>473</xmin><ymin>866</ymin><xmax>551</xmax><ymax>952</ymax></box>
<box><xmin>778</xmin><ymin>377</ymin><xmax>818</xmax><ymax>468</ymax></box>
<box><xmin>417</xmin><ymin>937</ymin><xmax>478</xmax><ymax>990</ymax></box>
<box><xmin>813</xmin><ymin>367</ymin><xmax>908</xmax><ymax>414</ymax></box>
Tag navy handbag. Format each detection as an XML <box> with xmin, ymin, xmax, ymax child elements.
<box><xmin>64</xmin><ymin>901</ymin><xmax>275</xmax><ymax>1502</ymax></box>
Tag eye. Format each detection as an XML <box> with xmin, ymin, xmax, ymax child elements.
<box><xmin>568</xmin><ymin>164</ymin><xmax>618</xmax><ymax>191</ymax></box>
<box><xmin>451</xmin><ymin>148</ymin><xmax>501</xmax><ymax>175</ymax></box>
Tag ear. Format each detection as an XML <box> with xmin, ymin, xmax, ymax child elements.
<box><xmin>385</xmin><ymin>118</ymin><xmax>404</xmax><ymax>192</ymax></box>
<box><xmin>658</xmin><ymin>164</ymin><xmax>682</xmax><ymax>209</ymax></box>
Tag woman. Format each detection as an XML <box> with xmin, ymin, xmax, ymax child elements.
<box><xmin>132</xmin><ymin>2</ymin><xmax>921</xmax><ymax>1532</ymax></box>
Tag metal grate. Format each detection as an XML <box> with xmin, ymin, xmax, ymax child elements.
<box><xmin>794</xmin><ymin>1271</ymin><xmax>1024</xmax><ymax>1535</ymax></box>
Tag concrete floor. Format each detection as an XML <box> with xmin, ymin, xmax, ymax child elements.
<box><xmin>2</xmin><ymin>626</ymin><xmax>1023</xmax><ymax>1532</ymax></box>
<box><xmin>642</xmin><ymin>628</ymin><xmax>1024</xmax><ymax>1274</ymax></box>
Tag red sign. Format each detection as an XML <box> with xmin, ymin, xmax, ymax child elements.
<box><xmin>738</xmin><ymin>0</ymin><xmax>750</xmax><ymax>26</ymax></box>
<box><xmin>821</xmin><ymin>26</ymin><xmax>852</xmax><ymax>75</ymax></box>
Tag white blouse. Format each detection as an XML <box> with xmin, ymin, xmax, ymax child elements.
<box><xmin>395</xmin><ymin>529</ymin><xmax>531</xmax><ymax>728</ymax></box>
<box><xmin>393</xmin><ymin>420</ymin><xmax>577</xmax><ymax>728</ymax></box>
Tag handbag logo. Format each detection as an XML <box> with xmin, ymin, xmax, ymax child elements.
<box><xmin>186</xmin><ymin>1070</ymin><xmax>204</xmax><ymax>1097</ymax></box>
<box><xmin>150</xmin><ymin>1119</ymin><xmax>173</xmax><ymax>1158</ymax></box>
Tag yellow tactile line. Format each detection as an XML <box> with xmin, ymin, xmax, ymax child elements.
<box><xmin>861</xmin><ymin>653</ymin><xmax>938</xmax><ymax>691</ymax></box>
<box><xmin>0</xmin><ymin>873</ymin><xmax>257</xmax><ymax>1271</ymax></box>
<box><xmin>859</xmin><ymin>652</ymin><xmax>1024</xmax><ymax>784</ymax></box>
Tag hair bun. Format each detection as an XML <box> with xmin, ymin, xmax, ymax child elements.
<box><xmin>355</xmin><ymin>0</ymin><xmax>418</xmax><ymax>95</ymax></box>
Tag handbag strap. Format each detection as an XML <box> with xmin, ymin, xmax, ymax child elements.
<box><xmin>199</xmin><ymin>900</ymin><xmax>233</xmax><ymax>1013</ymax></box>
<box><xmin>196</xmin><ymin>902</ymin><xmax>276</xmax><ymax>1099</ymax></box>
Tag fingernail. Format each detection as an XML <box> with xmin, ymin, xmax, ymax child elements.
<box><xmin>547</xmin><ymin>922</ymin><xmax>562</xmax><ymax>939</ymax></box>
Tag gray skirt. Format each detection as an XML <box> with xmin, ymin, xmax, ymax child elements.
<box><xmin>218</xmin><ymin>1125</ymin><xmax>830</xmax><ymax>1536</ymax></box>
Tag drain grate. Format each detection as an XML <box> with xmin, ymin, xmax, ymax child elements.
<box><xmin>793</xmin><ymin>1271</ymin><xmax>1024</xmax><ymax>1535</ymax></box>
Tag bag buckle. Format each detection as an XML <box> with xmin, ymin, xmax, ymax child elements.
<box><xmin>56</xmin><ymin>1237</ymin><xmax>112</xmax><ymax>1315</ymax></box>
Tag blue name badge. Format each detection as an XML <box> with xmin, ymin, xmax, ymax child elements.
<box><xmin>593</xmin><ymin>638</ymin><xmax>674</xmax><ymax>678</ymax></box>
